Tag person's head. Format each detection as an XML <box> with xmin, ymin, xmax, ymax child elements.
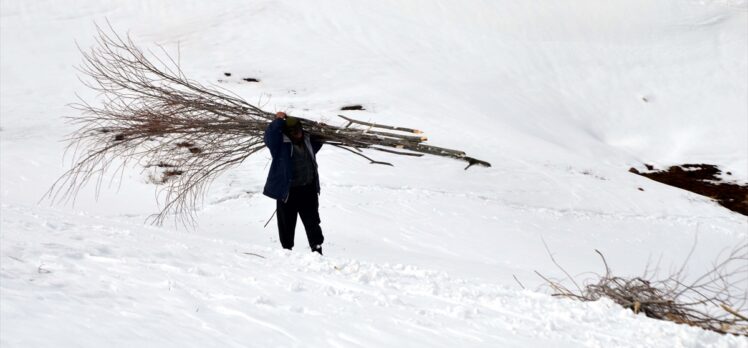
<box><xmin>283</xmin><ymin>116</ymin><xmax>303</xmax><ymax>143</ymax></box>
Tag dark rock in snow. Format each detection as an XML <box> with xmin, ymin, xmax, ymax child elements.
<box><xmin>341</xmin><ymin>105</ymin><xmax>365</xmax><ymax>111</ymax></box>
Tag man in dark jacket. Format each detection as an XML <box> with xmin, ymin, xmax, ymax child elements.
<box><xmin>263</xmin><ymin>111</ymin><xmax>324</xmax><ymax>254</ymax></box>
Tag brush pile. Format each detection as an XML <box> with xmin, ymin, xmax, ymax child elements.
<box><xmin>47</xmin><ymin>26</ymin><xmax>490</xmax><ymax>224</ymax></box>
<box><xmin>538</xmin><ymin>246</ymin><xmax>748</xmax><ymax>336</ymax></box>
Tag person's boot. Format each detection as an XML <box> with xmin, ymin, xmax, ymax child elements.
<box><xmin>311</xmin><ymin>244</ymin><xmax>323</xmax><ymax>255</ymax></box>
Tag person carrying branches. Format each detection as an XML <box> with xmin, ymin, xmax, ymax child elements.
<box><xmin>46</xmin><ymin>27</ymin><xmax>491</xmax><ymax>227</ymax></box>
<box><xmin>263</xmin><ymin>111</ymin><xmax>325</xmax><ymax>254</ymax></box>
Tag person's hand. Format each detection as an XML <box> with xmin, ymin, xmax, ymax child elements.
<box><xmin>275</xmin><ymin>111</ymin><xmax>287</xmax><ymax>120</ymax></box>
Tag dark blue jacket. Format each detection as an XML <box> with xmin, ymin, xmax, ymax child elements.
<box><xmin>263</xmin><ymin>119</ymin><xmax>323</xmax><ymax>201</ymax></box>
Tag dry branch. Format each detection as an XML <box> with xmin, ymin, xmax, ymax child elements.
<box><xmin>46</xmin><ymin>24</ymin><xmax>490</xmax><ymax>225</ymax></box>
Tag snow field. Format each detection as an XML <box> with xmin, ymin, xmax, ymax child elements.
<box><xmin>1</xmin><ymin>0</ymin><xmax>747</xmax><ymax>346</ymax></box>
<box><xmin>2</xmin><ymin>203</ymin><xmax>745</xmax><ymax>347</ymax></box>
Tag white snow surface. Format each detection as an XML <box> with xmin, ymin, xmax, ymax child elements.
<box><xmin>1</xmin><ymin>0</ymin><xmax>747</xmax><ymax>347</ymax></box>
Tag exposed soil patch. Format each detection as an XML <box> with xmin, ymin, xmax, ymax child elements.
<box><xmin>629</xmin><ymin>164</ymin><xmax>747</xmax><ymax>216</ymax></box>
<box><xmin>216</xmin><ymin>73</ymin><xmax>259</xmax><ymax>83</ymax></box>
<box><xmin>341</xmin><ymin>104</ymin><xmax>365</xmax><ymax>111</ymax></box>
<box><xmin>176</xmin><ymin>141</ymin><xmax>202</xmax><ymax>154</ymax></box>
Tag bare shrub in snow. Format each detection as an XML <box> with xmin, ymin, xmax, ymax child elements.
<box><xmin>537</xmin><ymin>243</ymin><xmax>748</xmax><ymax>336</ymax></box>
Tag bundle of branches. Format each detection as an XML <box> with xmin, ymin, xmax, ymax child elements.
<box><xmin>536</xmin><ymin>243</ymin><xmax>748</xmax><ymax>336</ymax></box>
<box><xmin>46</xmin><ymin>25</ymin><xmax>490</xmax><ymax>225</ymax></box>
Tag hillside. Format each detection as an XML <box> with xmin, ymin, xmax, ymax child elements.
<box><xmin>1</xmin><ymin>1</ymin><xmax>747</xmax><ymax>347</ymax></box>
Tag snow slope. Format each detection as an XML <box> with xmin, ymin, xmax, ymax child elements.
<box><xmin>1</xmin><ymin>0</ymin><xmax>747</xmax><ymax>347</ymax></box>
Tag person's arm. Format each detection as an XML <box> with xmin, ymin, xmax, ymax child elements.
<box><xmin>264</xmin><ymin>112</ymin><xmax>287</xmax><ymax>157</ymax></box>
<box><xmin>311</xmin><ymin>136</ymin><xmax>324</xmax><ymax>154</ymax></box>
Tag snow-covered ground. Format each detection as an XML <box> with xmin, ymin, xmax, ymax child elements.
<box><xmin>1</xmin><ymin>1</ymin><xmax>747</xmax><ymax>347</ymax></box>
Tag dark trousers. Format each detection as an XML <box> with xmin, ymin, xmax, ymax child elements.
<box><xmin>277</xmin><ymin>184</ymin><xmax>324</xmax><ymax>250</ymax></box>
